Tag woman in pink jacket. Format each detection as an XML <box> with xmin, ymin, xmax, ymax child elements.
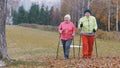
<box><xmin>58</xmin><ymin>14</ymin><xmax>76</xmax><ymax>59</ymax></box>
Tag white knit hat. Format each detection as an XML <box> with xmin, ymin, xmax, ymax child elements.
<box><xmin>64</xmin><ymin>14</ymin><xmax>71</xmax><ymax>21</ymax></box>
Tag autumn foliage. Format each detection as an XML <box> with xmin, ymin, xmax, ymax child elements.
<box><xmin>61</xmin><ymin>0</ymin><xmax>120</xmax><ymax>31</ymax></box>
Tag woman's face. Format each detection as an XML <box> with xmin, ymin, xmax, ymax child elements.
<box><xmin>64</xmin><ymin>17</ymin><xmax>70</xmax><ymax>22</ymax></box>
<box><xmin>85</xmin><ymin>12</ymin><xmax>90</xmax><ymax>18</ymax></box>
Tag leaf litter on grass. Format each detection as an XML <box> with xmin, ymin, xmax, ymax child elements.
<box><xmin>5</xmin><ymin>25</ymin><xmax>120</xmax><ymax>68</ymax></box>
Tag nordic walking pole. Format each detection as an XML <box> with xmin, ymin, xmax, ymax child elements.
<box><xmin>78</xmin><ymin>23</ymin><xmax>83</xmax><ymax>59</ymax></box>
<box><xmin>78</xmin><ymin>34</ymin><xmax>81</xmax><ymax>59</ymax></box>
<box><xmin>94</xmin><ymin>34</ymin><xmax>98</xmax><ymax>57</ymax></box>
<box><xmin>56</xmin><ymin>35</ymin><xmax>60</xmax><ymax>59</ymax></box>
<box><xmin>56</xmin><ymin>28</ymin><xmax>62</xmax><ymax>59</ymax></box>
<box><xmin>73</xmin><ymin>36</ymin><xmax>75</xmax><ymax>59</ymax></box>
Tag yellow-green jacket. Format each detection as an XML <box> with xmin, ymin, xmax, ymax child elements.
<box><xmin>78</xmin><ymin>16</ymin><xmax>98</xmax><ymax>35</ymax></box>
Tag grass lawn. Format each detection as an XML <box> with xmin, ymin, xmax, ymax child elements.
<box><xmin>4</xmin><ymin>25</ymin><xmax>120</xmax><ymax>68</ymax></box>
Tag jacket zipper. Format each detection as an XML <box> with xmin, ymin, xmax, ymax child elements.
<box><xmin>88</xmin><ymin>19</ymin><xmax>90</xmax><ymax>32</ymax></box>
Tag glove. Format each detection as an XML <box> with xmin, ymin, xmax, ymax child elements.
<box><xmin>80</xmin><ymin>24</ymin><xmax>83</xmax><ymax>28</ymax></box>
<box><xmin>60</xmin><ymin>30</ymin><xmax>62</xmax><ymax>34</ymax></box>
<box><xmin>72</xmin><ymin>33</ymin><xmax>75</xmax><ymax>36</ymax></box>
<box><xmin>93</xmin><ymin>29</ymin><xmax>96</xmax><ymax>33</ymax></box>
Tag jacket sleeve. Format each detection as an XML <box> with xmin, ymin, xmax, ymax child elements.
<box><xmin>78</xmin><ymin>19</ymin><xmax>81</xmax><ymax>29</ymax></box>
<box><xmin>58</xmin><ymin>23</ymin><xmax>62</xmax><ymax>33</ymax></box>
<box><xmin>78</xmin><ymin>18</ymin><xmax>82</xmax><ymax>29</ymax></box>
<box><xmin>72</xmin><ymin>23</ymin><xmax>76</xmax><ymax>34</ymax></box>
<box><xmin>93</xmin><ymin>17</ymin><xmax>98</xmax><ymax>30</ymax></box>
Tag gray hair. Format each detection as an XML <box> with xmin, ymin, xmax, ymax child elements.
<box><xmin>64</xmin><ymin>14</ymin><xmax>71</xmax><ymax>21</ymax></box>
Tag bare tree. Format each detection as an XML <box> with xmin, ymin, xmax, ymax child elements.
<box><xmin>108</xmin><ymin>0</ymin><xmax>111</xmax><ymax>32</ymax></box>
<box><xmin>88</xmin><ymin>0</ymin><xmax>90</xmax><ymax>9</ymax></box>
<box><xmin>87</xmin><ymin>0</ymin><xmax>94</xmax><ymax>9</ymax></box>
<box><xmin>0</xmin><ymin>0</ymin><xmax>10</xmax><ymax>60</ymax></box>
<box><xmin>61</xmin><ymin>0</ymin><xmax>83</xmax><ymax>22</ymax></box>
<box><xmin>116</xmin><ymin>0</ymin><xmax>119</xmax><ymax>31</ymax></box>
<box><xmin>82</xmin><ymin>0</ymin><xmax>85</xmax><ymax>16</ymax></box>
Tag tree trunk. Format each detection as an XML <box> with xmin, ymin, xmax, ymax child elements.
<box><xmin>82</xmin><ymin>0</ymin><xmax>85</xmax><ymax>16</ymax></box>
<box><xmin>108</xmin><ymin>0</ymin><xmax>111</xmax><ymax>32</ymax></box>
<box><xmin>88</xmin><ymin>0</ymin><xmax>94</xmax><ymax>9</ymax></box>
<box><xmin>116</xmin><ymin>0</ymin><xmax>119</xmax><ymax>31</ymax></box>
<box><xmin>88</xmin><ymin>0</ymin><xmax>90</xmax><ymax>9</ymax></box>
<box><xmin>0</xmin><ymin>0</ymin><xmax>10</xmax><ymax>60</ymax></box>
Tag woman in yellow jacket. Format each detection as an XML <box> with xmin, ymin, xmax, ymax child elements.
<box><xmin>78</xmin><ymin>9</ymin><xmax>98</xmax><ymax>58</ymax></box>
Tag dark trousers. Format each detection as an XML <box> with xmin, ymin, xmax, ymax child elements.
<box><xmin>61</xmin><ymin>39</ymin><xmax>72</xmax><ymax>59</ymax></box>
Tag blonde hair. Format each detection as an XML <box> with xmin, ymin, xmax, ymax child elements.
<box><xmin>64</xmin><ymin>14</ymin><xmax>71</xmax><ymax>21</ymax></box>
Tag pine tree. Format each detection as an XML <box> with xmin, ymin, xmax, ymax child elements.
<box><xmin>39</xmin><ymin>4</ymin><xmax>46</xmax><ymax>25</ymax></box>
<box><xmin>12</xmin><ymin>11</ymin><xmax>19</xmax><ymax>25</ymax></box>
<box><xmin>17</xmin><ymin>6</ymin><xmax>28</xmax><ymax>24</ymax></box>
<box><xmin>44</xmin><ymin>6</ymin><xmax>50</xmax><ymax>25</ymax></box>
<box><xmin>12</xmin><ymin>6</ymin><xmax>28</xmax><ymax>25</ymax></box>
<box><xmin>29</xmin><ymin>4</ymin><xmax>40</xmax><ymax>24</ymax></box>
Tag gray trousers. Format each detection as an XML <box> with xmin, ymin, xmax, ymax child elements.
<box><xmin>61</xmin><ymin>39</ymin><xmax>72</xmax><ymax>59</ymax></box>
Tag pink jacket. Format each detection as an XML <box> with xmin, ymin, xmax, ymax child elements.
<box><xmin>58</xmin><ymin>21</ymin><xmax>76</xmax><ymax>40</ymax></box>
